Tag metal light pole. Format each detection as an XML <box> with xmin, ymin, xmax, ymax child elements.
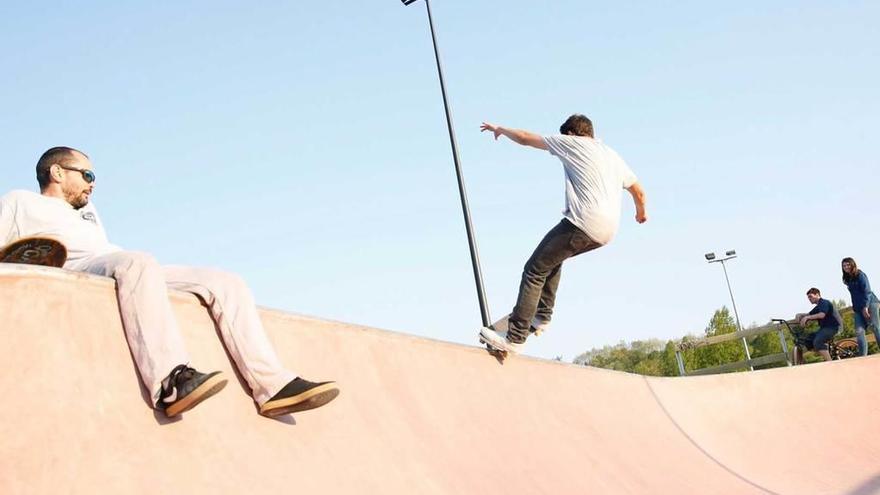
<box><xmin>705</xmin><ymin>250</ymin><xmax>753</xmax><ymax>370</ymax></box>
<box><xmin>401</xmin><ymin>0</ymin><xmax>492</xmax><ymax>328</ymax></box>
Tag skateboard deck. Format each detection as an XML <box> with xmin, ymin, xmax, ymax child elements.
<box><xmin>492</xmin><ymin>314</ymin><xmax>547</xmax><ymax>336</ymax></box>
<box><xmin>491</xmin><ymin>314</ymin><xmax>511</xmax><ymax>333</ymax></box>
<box><xmin>0</xmin><ymin>237</ymin><xmax>68</xmax><ymax>268</ymax></box>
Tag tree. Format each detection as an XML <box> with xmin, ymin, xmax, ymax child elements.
<box><xmin>679</xmin><ymin>307</ymin><xmax>746</xmax><ymax>373</ymax></box>
<box><xmin>573</xmin><ymin>339</ymin><xmax>668</xmax><ymax>375</ymax></box>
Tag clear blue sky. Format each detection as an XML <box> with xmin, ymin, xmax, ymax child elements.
<box><xmin>2</xmin><ymin>1</ymin><xmax>878</xmax><ymax>361</ymax></box>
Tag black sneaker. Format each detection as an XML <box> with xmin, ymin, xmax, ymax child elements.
<box><xmin>259</xmin><ymin>378</ymin><xmax>339</xmax><ymax>417</ymax></box>
<box><xmin>156</xmin><ymin>364</ymin><xmax>228</xmax><ymax>417</ymax></box>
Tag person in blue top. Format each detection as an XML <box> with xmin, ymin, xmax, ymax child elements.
<box><xmin>794</xmin><ymin>287</ymin><xmax>842</xmax><ymax>362</ymax></box>
<box><xmin>842</xmin><ymin>257</ymin><xmax>880</xmax><ymax>356</ymax></box>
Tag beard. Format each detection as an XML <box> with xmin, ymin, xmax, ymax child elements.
<box><xmin>63</xmin><ymin>185</ymin><xmax>90</xmax><ymax>209</ymax></box>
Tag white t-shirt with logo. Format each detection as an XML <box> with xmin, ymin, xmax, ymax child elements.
<box><xmin>0</xmin><ymin>190</ymin><xmax>121</xmax><ymax>267</ymax></box>
<box><xmin>542</xmin><ymin>135</ymin><xmax>637</xmax><ymax>245</ymax></box>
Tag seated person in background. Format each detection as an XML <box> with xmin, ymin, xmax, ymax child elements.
<box><xmin>794</xmin><ymin>287</ymin><xmax>842</xmax><ymax>362</ymax></box>
<box><xmin>0</xmin><ymin>146</ymin><xmax>339</xmax><ymax>418</ymax></box>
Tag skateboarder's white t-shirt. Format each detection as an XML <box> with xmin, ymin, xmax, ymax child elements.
<box><xmin>0</xmin><ymin>190</ymin><xmax>121</xmax><ymax>266</ymax></box>
<box><xmin>542</xmin><ymin>135</ymin><xmax>637</xmax><ymax>245</ymax></box>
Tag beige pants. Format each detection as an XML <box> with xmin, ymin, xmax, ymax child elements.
<box><xmin>68</xmin><ymin>251</ymin><xmax>296</xmax><ymax>406</ymax></box>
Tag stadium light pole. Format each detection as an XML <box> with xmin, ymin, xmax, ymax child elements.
<box><xmin>401</xmin><ymin>0</ymin><xmax>492</xmax><ymax>328</ymax></box>
<box><xmin>705</xmin><ymin>250</ymin><xmax>753</xmax><ymax>370</ymax></box>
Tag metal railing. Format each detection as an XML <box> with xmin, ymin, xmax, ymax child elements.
<box><xmin>674</xmin><ymin>306</ymin><xmax>859</xmax><ymax>376</ymax></box>
<box><xmin>674</xmin><ymin>324</ymin><xmax>790</xmax><ymax>376</ymax></box>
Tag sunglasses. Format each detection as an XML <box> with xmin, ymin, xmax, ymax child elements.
<box><xmin>58</xmin><ymin>164</ymin><xmax>96</xmax><ymax>184</ymax></box>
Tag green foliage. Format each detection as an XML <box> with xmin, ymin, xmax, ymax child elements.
<box><xmin>573</xmin><ymin>339</ymin><xmax>675</xmax><ymax>376</ymax></box>
<box><xmin>835</xmin><ymin>299</ymin><xmax>856</xmax><ymax>339</ymax></box>
<box><xmin>684</xmin><ymin>307</ymin><xmax>745</xmax><ymax>373</ymax></box>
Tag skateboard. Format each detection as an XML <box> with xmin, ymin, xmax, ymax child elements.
<box><xmin>479</xmin><ymin>314</ymin><xmax>549</xmax><ymax>361</ymax></box>
<box><xmin>0</xmin><ymin>237</ymin><xmax>68</xmax><ymax>268</ymax></box>
<box><xmin>479</xmin><ymin>315</ymin><xmax>512</xmax><ymax>361</ymax></box>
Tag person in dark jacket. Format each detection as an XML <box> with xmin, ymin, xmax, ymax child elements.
<box><xmin>795</xmin><ymin>287</ymin><xmax>842</xmax><ymax>362</ymax></box>
<box><xmin>842</xmin><ymin>257</ymin><xmax>880</xmax><ymax>356</ymax></box>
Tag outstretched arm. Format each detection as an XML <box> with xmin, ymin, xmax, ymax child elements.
<box><xmin>626</xmin><ymin>182</ymin><xmax>647</xmax><ymax>224</ymax></box>
<box><xmin>480</xmin><ymin>122</ymin><xmax>548</xmax><ymax>150</ymax></box>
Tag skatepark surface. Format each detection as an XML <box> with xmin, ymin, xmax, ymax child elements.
<box><xmin>2</xmin><ymin>264</ymin><xmax>879</xmax><ymax>494</ymax></box>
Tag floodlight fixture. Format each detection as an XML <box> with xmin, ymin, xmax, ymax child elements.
<box><xmin>702</xmin><ymin>248</ymin><xmax>751</xmax><ymax>369</ymax></box>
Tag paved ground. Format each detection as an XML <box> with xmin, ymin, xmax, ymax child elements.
<box><xmin>2</xmin><ymin>265</ymin><xmax>878</xmax><ymax>494</ymax></box>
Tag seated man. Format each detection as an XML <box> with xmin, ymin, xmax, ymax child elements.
<box><xmin>0</xmin><ymin>146</ymin><xmax>339</xmax><ymax>418</ymax></box>
<box><xmin>794</xmin><ymin>287</ymin><xmax>842</xmax><ymax>362</ymax></box>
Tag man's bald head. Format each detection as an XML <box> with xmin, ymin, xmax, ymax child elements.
<box><xmin>36</xmin><ymin>146</ymin><xmax>89</xmax><ymax>190</ymax></box>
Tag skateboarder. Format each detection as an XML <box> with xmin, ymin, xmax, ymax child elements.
<box><xmin>794</xmin><ymin>288</ymin><xmax>842</xmax><ymax>362</ymax></box>
<box><xmin>479</xmin><ymin>115</ymin><xmax>647</xmax><ymax>354</ymax></box>
<box><xmin>0</xmin><ymin>146</ymin><xmax>339</xmax><ymax>417</ymax></box>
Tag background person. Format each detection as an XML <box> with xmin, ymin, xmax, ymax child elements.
<box><xmin>794</xmin><ymin>287</ymin><xmax>842</xmax><ymax>362</ymax></box>
<box><xmin>842</xmin><ymin>257</ymin><xmax>880</xmax><ymax>356</ymax></box>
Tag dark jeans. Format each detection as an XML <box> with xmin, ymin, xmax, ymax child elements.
<box><xmin>810</xmin><ymin>326</ymin><xmax>839</xmax><ymax>351</ymax></box>
<box><xmin>853</xmin><ymin>296</ymin><xmax>880</xmax><ymax>356</ymax></box>
<box><xmin>508</xmin><ymin>219</ymin><xmax>602</xmax><ymax>343</ymax></box>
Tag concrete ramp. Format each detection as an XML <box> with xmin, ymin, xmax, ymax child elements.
<box><xmin>2</xmin><ymin>265</ymin><xmax>879</xmax><ymax>494</ymax></box>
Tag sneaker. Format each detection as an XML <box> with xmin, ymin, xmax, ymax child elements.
<box><xmin>530</xmin><ymin>317</ymin><xmax>550</xmax><ymax>336</ymax></box>
<box><xmin>156</xmin><ymin>364</ymin><xmax>228</xmax><ymax>417</ymax></box>
<box><xmin>479</xmin><ymin>326</ymin><xmax>524</xmax><ymax>354</ymax></box>
<box><xmin>259</xmin><ymin>378</ymin><xmax>340</xmax><ymax>417</ymax></box>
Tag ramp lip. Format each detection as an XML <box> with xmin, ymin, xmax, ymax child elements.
<box><xmin>0</xmin><ymin>263</ymin><xmax>109</xmax><ymax>284</ymax></box>
<box><xmin>0</xmin><ymin>263</ymin><xmax>591</xmax><ymax>369</ymax></box>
